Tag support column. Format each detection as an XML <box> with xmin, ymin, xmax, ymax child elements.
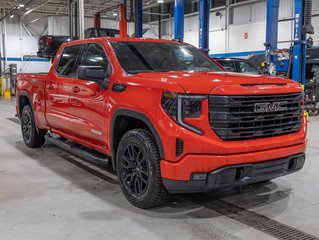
<box><xmin>119</xmin><ymin>4</ymin><xmax>128</xmax><ymax>38</ymax></box>
<box><xmin>94</xmin><ymin>13</ymin><xmax>101</xmax><ymax>29</ymax></box>
<box><xmin>74</xmin><ymin>0</ymin><xmax>78</xmax><ymax>38</ymax></box>
<box><xmin>292</xmin><ymin>0</ymin><xmax>313</xmax><ymax>84</ymax></box>
<box><xmin>134</xmin><ymin>0</ymin><xmax>143</xmax><ymax>37</ymax></box>
<box><xmin>265</xmin><ymin>0</ymin><xmax>279</xmax><ymax>75</ymax></box>
<box><xmin>158</xmin><ymin>4</ymin><xmax>162</xmax><ymax>39</ymax></box>
<box><xmin>78</xmin><ymin>0</ymin><xmax>85</xmax><ymax>39</ymax></box>
<box><xmin>199</xmin><ymin>0</ymin><xmax>210</xmax><ymax>54</ymax></box>
<box><xmin>69</xmin><ymin>0</ymin><xmax>73</xmax><ymax>40</ymax></box>
<box><xmin>225</xmin><ymin>0</ymin><xmax>230</xmax><ymax>56</ymax></box>
<box><xmin>174</xmin><ymin>0</ymin><xmax>184</xmax><ymax>42</ymax></box>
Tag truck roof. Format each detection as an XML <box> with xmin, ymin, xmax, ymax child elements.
<box><xmin>108</xmin><ymin>37</ymin><xmax>180</xmax><ymax>44</ymax></box>
<box><xmin>63</xmin><ymin>37</ymin><xmax>181</xmax><ymax>46</ymax></box>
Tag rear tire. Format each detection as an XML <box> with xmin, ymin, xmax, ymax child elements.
<box><xmin>117</xmin><ymin>129</ymin><xmax>169</xmax><ymax>209</ymax></box>
<box><xmin>21</xmin><ymin>105</ymin><xmax>46</xmax><ymax>148</ymax></box>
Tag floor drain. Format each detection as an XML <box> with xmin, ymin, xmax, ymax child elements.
<box><xmin>197</xmin><ymin>197</ymin><xmax>319</xmax><ymax>240</ymax></box>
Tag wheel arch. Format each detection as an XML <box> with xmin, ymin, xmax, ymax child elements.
<box><xmin>18</xmin><ymin>91</ymin><xmax>43</xmax><ymax>133</ymax></box>
<box><xmin>18</xmin><ymin>91</ymin><xmax>32</xmax><ymax>117</ymax></box>
<box><xmin>111</xmin><ymin>109</ymin><xmax>165</xmax><ymax>171</ymax></box>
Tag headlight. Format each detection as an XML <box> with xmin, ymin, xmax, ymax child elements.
<box><xmin>182</xmin><ymin>97</ymin><xmax>202</xmax><ymax>118</ymax></box>
<box><xmin>161</xmin><ymin>92</ymin><xmax>178</xmax><ymax>120</ymax></box>
<box><xmin>161</xmin><ymin>92</ymin><xmax>206</xmax><ymax>135</ymax></box>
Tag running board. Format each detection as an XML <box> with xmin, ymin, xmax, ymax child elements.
<box><xmin>46</xmin><ymin>134</ymin><xmax>109</xmax><ymax>166</ymax></box>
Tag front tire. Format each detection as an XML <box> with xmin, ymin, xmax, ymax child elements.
<box><xmin>21</xmin><ymin>105</ymin><xmax>46</xmax><ymax>148</ymax></box>
<box><xmin>117</xmin><ymin>129</ymin><xmax>169</xmax><ymax>209</ymax></box>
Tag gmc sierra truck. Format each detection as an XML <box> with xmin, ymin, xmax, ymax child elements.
<box><xmin>16</xmin><ymin>38</ymin><xmax>307</xmax><ymax>209</ymax></box>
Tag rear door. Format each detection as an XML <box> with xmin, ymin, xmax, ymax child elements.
<box><xmin>45</xmin><ymin>44</ymin><xmax>84</xmax><ymax>135</ymax></box>
<box><xmin>68</xmin><ymin>43</ymin><xmax>111</xmax><ymax>149</ymax></box>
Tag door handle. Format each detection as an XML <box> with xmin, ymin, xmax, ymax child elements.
<box><xmin>47</xmin><ymin>83</ymin><xmax>56</xmax><ymax>90</ymax></box>
<box><xmin>72</xmin><ymin>86</ymin><xmax>80</xmax><ymax>93</ymax></box>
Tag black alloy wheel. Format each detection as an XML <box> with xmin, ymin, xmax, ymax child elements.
<box><xmin>120</xmin><ymin>143</ymin><xmax>149</xmax><ymax>197</ymax></box>
<box><xmin>22</xmin><ymin>109</ymin><xmax>32</xmax><ymax>144</ymax></box>
<box><xmin>117</xmin><ymin>129</ymin><xmax>169</xmax><ymax>209</ymax></box>
<box><xmin>21</xmin><ymin>105</ymin><xmax>46</xmax><ymax>148</ymax></box>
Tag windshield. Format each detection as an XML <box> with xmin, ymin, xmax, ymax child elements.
<box><xmin>111</xmin><ymin>42</ymin><xmax>223</xmax><ymax>74</ymax></box>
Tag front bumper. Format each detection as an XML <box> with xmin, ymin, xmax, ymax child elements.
<box><xmin>163</xmin><ymin>153</ymin><xmax>305</xmax><ymax>193</ymax></box>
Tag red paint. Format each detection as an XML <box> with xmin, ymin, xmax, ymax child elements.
<box><xmin>16</xmin><ymin>37</ymin><xmax>307</xmax><ymax>182</ymax></box>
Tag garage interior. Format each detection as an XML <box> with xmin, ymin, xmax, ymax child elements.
<box><xmin>1</xmin><ymin>0</ymin><xmax>319</xmax><ymax>239</ymax></box>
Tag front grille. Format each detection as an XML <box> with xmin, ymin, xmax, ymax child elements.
<box><xmin>209</xmin><ymin>93</ymin><xmax>303</xmax><ymax>141</ymax></box>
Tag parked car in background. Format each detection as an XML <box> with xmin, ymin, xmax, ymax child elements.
<box><xmin>85</xmin><ymin>28</ymin><xmax>120</xmax><ymax>38</ymax></box>
<box><xmin>37</xmin><ymin>35</ymin><xmax>75</xmax><ymax>60</ymax></box>
<box><xmin>38</xmin><ymin>28</ymin><xmax>119</xmax><ymax>61</ymax></box>
<box><xmin>215</xmin><ymin>57</ymin><xmax>264</xmax><ymax>75</ymax></box>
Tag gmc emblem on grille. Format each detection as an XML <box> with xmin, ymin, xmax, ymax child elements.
<box><xmin>254</xmin><ymin>101</ymin><xmax>288</xmax><ymax>113</ymax></box>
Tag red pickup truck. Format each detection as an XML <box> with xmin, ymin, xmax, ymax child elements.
<box><xmin>16</xmin><ymin>37</ymin><xmax>307</xmax><ymax>208</ymax></box>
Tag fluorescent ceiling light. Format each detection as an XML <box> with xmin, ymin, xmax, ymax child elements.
<box><xmin>158</xmin><ymin>0</ymin><xmax>164</xmax><ymax>3</ymax></box>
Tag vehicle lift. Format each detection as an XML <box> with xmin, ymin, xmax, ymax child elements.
<box><xmin>265</xmin><ymin>0</ymin><xmax>314</xmax><ymax>84</ymax></box>
<box><xmin>174</xmin><ymin>0</ymin><xmax>211</xmax><ymax>55</ymax></box>
<box><xmin>265</xmin><ymin>0</ymin><xmax>317</xmax><ymax>115</ymax></box>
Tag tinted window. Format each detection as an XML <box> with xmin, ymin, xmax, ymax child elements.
<box><xmin>111</xmin><ymin>42</ymin><xmax>222</xmax><ymax>74</ymax></box>
<box><xmin>236</xmin><ymin>61</ymin><xmax>261</xmax><ymax>75</ymax></box>
<box><xmin>81</xmin><ymin>43</ymin><xmax>110</xmax><ymax>73</ymax></box>
<box><xmin>56</xmin><ymin>45</ymin><xmax>83</xmax><ymax>77</ymax></box>
<box><xmin>217</xmin><ymin>60</ymin><xmax>236</xmax><ymax>72</ymax></box>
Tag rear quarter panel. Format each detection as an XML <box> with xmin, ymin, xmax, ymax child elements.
<box><xmin>16</xmin><ymin>73</ymin><xmax>49</xmax><ymax>129</ymax></box>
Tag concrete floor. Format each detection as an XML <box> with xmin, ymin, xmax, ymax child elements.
<box><xmin>1</xmin><ymin>98</ymin><xmax>319</xmax><ymax>240</ymax></box>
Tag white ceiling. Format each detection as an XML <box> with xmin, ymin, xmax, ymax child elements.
<box><xmin>0</xmin><ymin>0</ymin><xmax>163</xmax><ymax>19</ymax></box>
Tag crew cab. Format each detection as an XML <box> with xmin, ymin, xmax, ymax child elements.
<box><xmin>16</xmin><ymin>38</ymin><xmax>307</xmax><ymax>208</ymax></box>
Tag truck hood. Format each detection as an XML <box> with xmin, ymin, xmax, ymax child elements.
<box><xmin>134</xmin><ymin>71</ymin><xmax>302</xmax><ymax>95</ymax></box>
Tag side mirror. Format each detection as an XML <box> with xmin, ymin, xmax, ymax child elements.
<box><xmin>78</xmin><ymin>66</ymin><xmax>111</xmax><ymax>90</ymax></box>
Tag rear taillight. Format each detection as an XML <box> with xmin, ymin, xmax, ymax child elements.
<box><xmin>46</xmin><ymin>36</ymin><xmax>52</xmax><ymax>46</ymax></box>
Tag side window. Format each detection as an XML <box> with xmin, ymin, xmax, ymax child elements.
<box><xmin>81</xmin><ymin>43</ymin><xmax>110</xmax><ymax>74</ymax></box>
<box><xmin>237</xmin><ymin>61</ymin><xmax>260</xmax><ymax>75</ymax></box>
<box><xmin>56</xmin><ymin>45</ymin><xmax>83</xmax><ymax>77</ymax></box>
<box><xmin>218</xmin><ymin>60</ymin><xmax>236</xmax><ymax>72</ymax></box>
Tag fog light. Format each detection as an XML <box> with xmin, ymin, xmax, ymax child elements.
<box><xmin>192</xmin><ymin>173</ymin><xmax>207</xmax><ymax>181</ymax></box>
